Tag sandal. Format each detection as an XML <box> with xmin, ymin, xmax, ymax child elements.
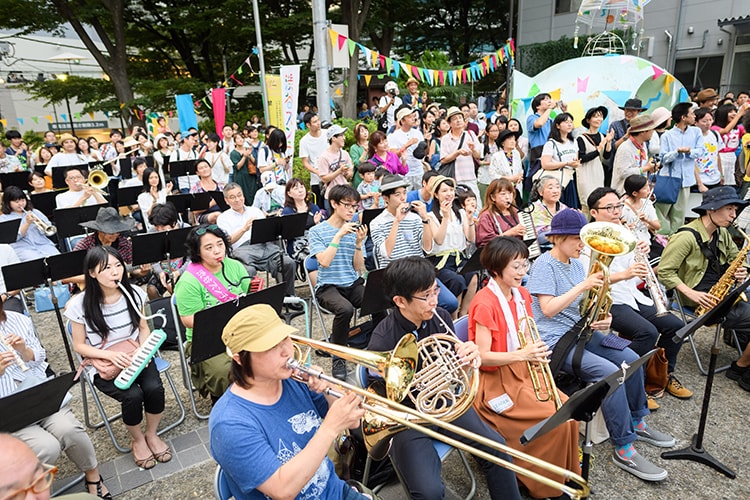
<box><xmin>131</xmin><ymin>440</ymin><xmax>156</xmax><ymax>470</ymax></box>
<box><xmin>151</xmin><ymin>445</ymin><xmax>173</xmax><ymax>463</ymax></box>
<box><xmin>85</xmin><ymin>477</ymin><xmax>113</xmax><ymax>499</ymax></box>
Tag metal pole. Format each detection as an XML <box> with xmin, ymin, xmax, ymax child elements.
<box><xmin>65</xmin><ymin>96</ymin><xmax>75</xmax><ymax>135</ymax></box>
<box><xmin>252</xmin><ymin>0</ymin><xmax>270</xmax><ymax>126</ymax></box>
<box><xmin>312</xmin><ymin>0</ymin><xmax>331</xmax><ymax>123</ymax></box>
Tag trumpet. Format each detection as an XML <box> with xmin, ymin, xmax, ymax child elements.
<box><xmin>518</xmin><ymin>314</ymin><xmax>562</xmax><ymax>410</ymax></box>
<box><xmin>25</xmin><ymin>210</ymin><xmax>57</xmax><ymax>237</ymax></box>
<box><xmin>1</xmin><ymin>333</ymin><xmax>29</xmax><ymax>372</ymax></box>
<box><xmin>288</xmin><ymin>335</ymin><xmax>589</xmax><ymax>499</ymax></box>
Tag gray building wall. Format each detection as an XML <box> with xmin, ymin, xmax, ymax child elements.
<box><xmin>517</xmin><ymin>0</ymin><xmax>749</xmax><ymax>94</ymax></box>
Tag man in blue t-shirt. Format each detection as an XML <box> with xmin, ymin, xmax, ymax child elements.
<box><xmin>526</xmin><ymin>92</ymin><xmax>566</xmax><ymax>166</ymax></box>
<box><xmin>308</xmin><ymin>184</ymin><xmax>368</xmax><ymax>380</ymax></box>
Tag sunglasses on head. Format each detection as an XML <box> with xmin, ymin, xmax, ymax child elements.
<box><xmin>195</xmin><ymin>224</ymin><xmax>219</xmax><ymax>236</ymax></box>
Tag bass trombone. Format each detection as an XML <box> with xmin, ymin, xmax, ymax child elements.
<box><xmin>288</xmin><ymin>335</ymin><xmax>590</xmax><ymax>500</ymax></box>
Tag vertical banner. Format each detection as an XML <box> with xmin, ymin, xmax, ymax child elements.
<box><xmin>211</xmin><ymin>88</ymin><xmax>227</xmax><ymax>136</ymax></box>
<box><xmin>265</xmin><ymin>74</ymin><xmax>283</xmax><ymax>131</ymax></box>
<box><xmin>174</xmin><ymin>94</ymin><xmax>198</xmax><ymax>134</ymax></box>
<box><xmin>280</xmin><ymin>65</ymin><xmax>301</xmax><ymax>159</ymax></box>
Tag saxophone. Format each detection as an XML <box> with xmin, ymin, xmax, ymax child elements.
<box><xmin>694</xmin><ymin>224</ymin><xmax>750</xmax><ymax>316</ymax></box>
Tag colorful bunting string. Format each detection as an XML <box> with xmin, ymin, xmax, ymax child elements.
<box><xmin>330</xmin><ymin>29</ymin><xmax>515</xmax><ymax>87</ymax></box>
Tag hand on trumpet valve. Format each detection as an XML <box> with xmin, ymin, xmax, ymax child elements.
<box><xmin>519</xmin><ymin>339</ymin><xmax>551</xmax><ymax>364</ymax></box>
<box><xmin>589</xmin><ymin>313</ymin><xmax>612</xmax><ymax>332</ymax></box>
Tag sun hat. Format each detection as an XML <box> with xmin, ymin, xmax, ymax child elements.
<box><xmin>379</xmin><ymin>174</ymin><xmax>410</xmax><ymax>193</ymax></box>
<box><xmin>326</xmin><ymin>124</ymin><xmax>347</xmax><ymax>141</ymax></box>
<box><xmin>222</xmin><ymin>304</ymin><xmax>297</xmax><ymax>355</ymax></box>
<box><xmin>428</xmin><ymin>175</ymin><xmax>456</xmax><ymax>196</ymax></box>
<box><xmin>405</xmin><ymin>77</ymin><xmax>418</xmax><ymax>86</ymax></box>
<box><xmin>446</xmin><ymin>106</ymin><xmax>463</xmax><ymax>121</ymax></box>
<box><xmin>628</xmin><ymin>114</ymin><xmax>657</xmax><ymax>134</ymax></box>
<box><xmin>693</xmin><ymin>186</ymin><xmax>749</xmax><ymax>214</ymax></box>
<box><xmin>547</xmin><ymin>208</ymin><xmax>588</xmax><ymax>236</ymax></box>
<box><xmin>581</xmin><ymin>106</ymin><xmax>609</xmax><ymax>129</ymax></box>
<box><xmin>396</xmin><ymin>106</ymin><xmax>419</xmax><ymax>122</ymax></box>
<box><xmin>619</xmin><ymin>98</ymin><xmax>647</xmax><ymax>111</ymax></box>
<box><xmin>696</xmin><ymin>88</ymin><xmax>719</xmax><ymax>104</ymax></box>
<box><xmin>650</xmin><ymin>107</ymin><xmax>671</xmax><ymax>128</ymax></box>
<box><xmin>58</xmin><ymin>133</ymin><xmax>77</xmax><ymax>144</ymax></box>
<box><xmin>497</xmin><ymin>129</ymin><xmax>520</xmax><ymax>146</ymax></box>
<box><xmin>80</xmin><ymin>207</ymin><xmax>137</xmax><ymax>234</ymax></box>
<box><xmin>260</xmin><ymin>171</ymin><xmax>278</xmax><ymax>190</ymax></box>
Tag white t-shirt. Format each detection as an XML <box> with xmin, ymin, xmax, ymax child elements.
<box><xmin>169</xmin><ymin>148</ymin><xmax>199</xmax><ymax>191</ymax></box>
<box><xmin>387</xmin><ymin>127</ymin><xmax>424</xmax><ymax>177</ymax></box>
<box><xmin>216</xmin><ymin>206</ymin><xmax>266</xmax><ymax>249</ymax></box>
<box><xmin>55</xmin><ymin>189</ymin><xmax>103</xmax><ymax>209</ymax></box>
<box><xmin>0</xmin><ymin>244</ymin><xmax>20</xmax><ymax>293</ymax></box>
<box><xmin>137</xmin><ymin>190</ymin><xmax>169</xmax><ymax>231</ymax></box>
<box><xmin>45</xmin><ymin>152</ymin><xmax>88</xmax><ymax>175</ymax></box>
<box><xmin>298</xmin><ymin>132</ymin><xmax>328</xmax><ymax>185</ymax></box>
<box><xmin>378</xmin><ymin>95</ymin><xmax>403</xmax><ymax>130</ymax></box>
<box><xmin>205</xmin><ymin>151</ymin><xmax>232</xmax><ymax>185</ymax></box>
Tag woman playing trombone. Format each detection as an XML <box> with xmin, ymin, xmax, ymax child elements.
<box><xmin>209</xmin><ymin>304</ymin><xmax>374</xmax><ymax>500</ymax></box>
<box><xmin>469</xmin><ymin>236</ymin><xmax>579</xmax><ymax>499</ymax></box>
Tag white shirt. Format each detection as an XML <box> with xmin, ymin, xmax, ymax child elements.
<box><xmin>55</xmin><ymin>189</ymin><xmax>103</xmax><ymax>209</ymax></box>
<box><xmin>428</xmin><ymin>210</ymin><xmax>469</xmax><ymax>256</ymax></box>
<box><xmin>0</xmin><ymin>244</ymin><xmax>20</xmax><ymax>293</ymax></box>
<box><xmin>205</xmin><ymin>151</ymin><xmax>232</xmax><ymax>185</ymax></box>
<box><xmin>137</xmin><ymin>190</ymin><xmax>169</xmax><ymax>231</ymax></box>
<box><xmin>298</xmin><ymin>132</ymin><xmax>328</xmax><ymax>185</ymax></box>
<box><xmin>579</xmin><ymin>250</ymin><xmax>652</xmax><ymax>310</ymax></box>
<box><xmin>379</xmin><ymin>95</ymin><xmax>403</xmax><ymax>130</ymax></box>
<box><xmin>169</xmin><ymin>148</ymin><xmax>199</xmax><ymax>190</ymax></box>
<box><xmin>217</xmin><ymin>205</ymin><xmax>266</xmax><ymax>249</ymax></box>
<box><xmin>45</xmin><ymin>152</ymin><xmax>88</xmax><ymax>176</ymax></box>
<box><xmin>387</xmin><ymin>127</ymin><xmax>424</xmax><ymax>177</ymax></box>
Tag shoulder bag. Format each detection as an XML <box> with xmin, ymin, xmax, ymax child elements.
<box><xmin>653</xmin><ymin>164</ymin><xmax>682</xmax><ymax>204</ymax></box>
<box><xmin>437</xmin><ymin>133</ymin><xmax>465</xmax><ymax>178</ymax></box>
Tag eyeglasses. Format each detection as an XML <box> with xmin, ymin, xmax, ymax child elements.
<box><xmin>509</xmin><ymin>259</ymin><xmax>531</xmax><ymax>272</ymax></box>
<box><xmin>411</xmin><ymin>287</ymin><xmax>440</xmax><ymax>302</ymax></box>
<box><xmin>195</xmin><ymin>224</ymin><xmax>219</xmax><ymax>235</ymax></box>
<box><xmin>594</xmin><ymin>203</ymin><xmax>624</xmax><ymax>213</ymax></box>
<box><xmin>2</xmin><ymin>463</ymin><xmax>57</xmax><ymax>500</ymax></box>
<box><xmin>338</xmin><ymin>202</ymin><xmax>358</xmax><ymax>210</ymax></box>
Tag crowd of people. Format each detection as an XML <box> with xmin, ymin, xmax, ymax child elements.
<box><xmin>1</xmin><ymin>80</ymin><xmax>750</xmax><ymax>500</ymax></box>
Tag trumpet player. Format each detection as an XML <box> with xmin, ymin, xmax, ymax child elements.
<box><xmin>0</xmin><ymin>186</ymin><xmax>59</xmax><ymax>261</ymax></box>
<box><xmin>469</xmin><ymin>237</ymin><xmax>580</xmax><ymax>499</ymax></box>
<box><xmin>209</xmin><ymin>304</ymin><xmax>375</xmax><ymax>499</ymax></box>
<box><xmin>587</xmin><ymin>188</ymin><xmax>691</xmax><ymax>406</ymax></box>
<box><xmin>658</xmin><ymin>186</ymin><xmax>750</xmax><ymax>392</ymax></box>
<box><xmin>367</xmin><ymin>257</ymin><xmax>521</xmax><ymax>500</ymax></box>
<box><xmin>55</xmin><ymin>166</ymin><xmax>107</xmax><ymax>209</ymax></box>
<box><xmin>527</xmin><ymin>208</ymin><xmax>674</xmax><ymax>482</ymax></box>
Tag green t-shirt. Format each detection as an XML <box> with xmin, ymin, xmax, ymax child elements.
<box><xmin>174</xmin><ymin>257</ymin><xmax>250</xmax><ymax>342</ymax></box>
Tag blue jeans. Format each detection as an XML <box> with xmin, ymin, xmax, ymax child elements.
<box><xmin>436</xmin><ymin>279</ymin><xmax>458</xmax><ymax>313</ymax></box>
<box><xmin>562</xmin><ymin>330</ymin><xmax>648</xmax><ymax>446</ymax></box>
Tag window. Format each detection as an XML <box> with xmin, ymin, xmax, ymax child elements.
<box><xmin>674</xmin><ymin>56</ymin><xmax>723</xmax><ymax>90</ymax></box>
<box><xmin>555</xmin><ymin>0</ymin><xmax>583</xmax><ymax>15</ymax></box>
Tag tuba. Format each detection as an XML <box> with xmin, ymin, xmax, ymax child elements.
<box><xmin>579</xmin><ymin>222</ymin><xmax>637</xmax><ymax>326</ymax></box>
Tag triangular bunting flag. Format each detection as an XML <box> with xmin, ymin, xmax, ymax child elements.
<box><xmin>329</xmin><ymin>29</ymin><xmax>337</xmax><ymax>49</ymax></box>
<box><xmin>17</xmin><ymin>118</ymin><xmax>23</xmax><ymax>125</ymax></box>
<box><xmin>74</xmin><ymin>112</ymin><xmax>81</xmax><ymax>120</ymax></box>
<box><xmin>61</xmin><ymin>113</ymin><xmax>68</xmax><ymax>121</ymax></box>
<box><xmin>651</xmin><ymin>65</ymin><xmax>664</xmax><ymax>80</ymax></box>
<box><xmin>0</xmin><ymin>119</ymin><xmax>6</xmax><ymax>128</ymax></box>
<box><xmin>348</xmin><ymin>39</ymin><xmax>356</xmax><ymax>57</ymax></box>
<box><xmin>45</xmin><ymin>115</ymin><xmax>53</xmax><ymax>122</ymax></box>
<box><xmin>237</xmin><ymin>66</ymin><xmax>244</xmax><ymax>75</ymax></box>
<box><xmin>385</xmin><ymin>57</ymin><xmax>393</xmax><ymax>75</ymax></box>
<box><xmin>412</xmin><ymin>65</ymin><xmax>420</xmax><ymax>80</ymax></box>
<box><xmin>337</xmin><ymin>34</ymin><xmax>346</xmax><ymax>51</ymax></box>
<box><xmin>88</xmin><ymin>112</ymin><xmax>95</xmax><ymax>120</ymax></box>
<box><xmin>31</xmin><ymin>117</ymin><xmax>39</xmax><ymax>124</ymax></box>
<box><xmin>364</xmin><ymin>74</ymin><xmax>372</xmax><ymax>86</ymax></box>
<box><xmin>371</xmin><ymin>50</ymin><xmax>378</xmax><ymax>68</ymax></box>
<box><xmin>438</xmin><ymin>70</ymin><xmax>445</xmax><ymax>86</ymax></box>
<box><xmin>664</xmin><ymin>74</ymin><xmax>674</xmax><ymax>96</ymax></box>
<box><xmin>379</xmin><ymin>54</ymin><xmax>386</xmax><ymax>69</ymax></box>
<box><xmin>393</xmin><ymin>60</ymin><xmax>400</xmax><ymax>78</ymax></box>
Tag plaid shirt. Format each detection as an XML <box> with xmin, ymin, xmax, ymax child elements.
<box><xmin>73</xmin><ymin>233</ymin><xmax>133</xmax><ymax>264</ymax></box>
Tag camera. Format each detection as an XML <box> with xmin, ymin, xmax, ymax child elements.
<box><xmin>389</xmin><ymin>89</ymin><xmax>396</xmax><ymax>96</ymax></box>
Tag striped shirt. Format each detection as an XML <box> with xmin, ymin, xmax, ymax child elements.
<box><xmin>0</xmin><ymin>311</ymin><xmax>48</xmax><ymax>398</ymax></box>
<box><xmin>370</xmin><ymin>210</ymin><xmax>426</xmax><ymax>268</ymax></box>
<box><xmin>64</xmin><ymin>286</ymin><xmax>147</xmax><ymax>348</ymax></box>
<box><xmin>526</xmin><ymin>251</ymin><xmax>587</xmax><ymax>348</ymax></box>
<box><xmin>308</xmin><ymin>221</ymin><xmax>359</xmax><ymax>289</ymax></box>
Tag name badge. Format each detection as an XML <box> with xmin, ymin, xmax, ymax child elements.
<box><xmin>488</xmin><ymin>393</ymin><xmax>513</xmax><ymax>414</ymax></box>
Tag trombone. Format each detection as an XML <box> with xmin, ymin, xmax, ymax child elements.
<box><xmin>288</xmin><ymin>335</ymin><xmax>590</xmax><ymax>500</ymax></box>
<box><xmin>517</xmin><ymin>314</ymin><xmax>562</xmax><ymax>410</ymax></box>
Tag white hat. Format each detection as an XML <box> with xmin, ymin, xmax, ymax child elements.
<box><xmin>260</xmin><ymin>171</ymin><xmax>278</xmax><ymax>190</ymax></box>
<box><xmin>326</xmin><ymin>124</ymin><xmax>347</xmax><ymax>141</ymax></box>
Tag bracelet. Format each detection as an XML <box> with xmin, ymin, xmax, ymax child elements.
<box><xmin>355</xmin><ymin>247</ymin><xmax>363</xmax><ymax>251</ymax></box>
<box><xmin>469</xmin><ymin>223</ymin><xmax>475</xmax><ymax>227</ymax></box>
<box><xmin>329</xmin><ymin>242</ymin><xmax>339</xmax><ymax>248</ymax></box>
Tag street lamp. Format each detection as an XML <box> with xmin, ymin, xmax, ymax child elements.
<box><xmin>55</xmin><ymin>73</ymin><xmax>75</xmax><ymax>135</ymax></box>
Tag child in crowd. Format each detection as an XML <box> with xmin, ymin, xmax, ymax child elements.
<box><xmin>356</xmin><ymin>160</ymin><xmax>381</xmax><ymax>210</ymax></box>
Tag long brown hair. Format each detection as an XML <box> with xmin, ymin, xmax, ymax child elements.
<box><xmin>480</xmin><ymin>178</ymin><xmax>516</xmax><ymax>217</ymax></box>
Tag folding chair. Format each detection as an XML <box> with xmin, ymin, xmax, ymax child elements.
<box><xmin>454</xmin><ymin>315</ymin><xmax>469</xmax><ymax>341</ymax></box>
<box><xmin>304</xmin><ymin>255</ymin><xmax>332</xmax><ymax>342</ymax></box>
<box><xmin>64</xmin><ymin>234</ymin><xmax>87</xmax><ymax>252</ymax></box>
<box><xmin>66</xmin><ymin>321</ymin><xmax>186</xmax><ymax>453</ymax></box>
<box><xmin>356</xmin><ymin>365</ymin><xmax>477</xmax><ymax>499</ymax></box>
<box><xmin>169</xmin><ymin>295</ymin><xmax>211</xmax><ymax>420</ymax></box>
<box><xmin>670</xmin><ymin>293</ymin><xmax>743</xmax><ymax>375</ymax></box>
<box><xmin>213</xmin><ymin>465</ymin><xmax>234</xmax><ymax>500</ymax></box>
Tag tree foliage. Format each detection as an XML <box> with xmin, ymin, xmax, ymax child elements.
<box><xmin>516</xmin><ymin>36</ymin><xmax>584</xmax><ymax>77</ymax></box>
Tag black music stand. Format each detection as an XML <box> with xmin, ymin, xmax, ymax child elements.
<box><xmin>131</xmin><ymin>227</ymin><xmax>191</xmax><ymax>289</ymax></box>
<box><xmin>168</xmin><ymin>160</ymin><xmax>197</xmax><ymax>181</ymax></box>
<box><xmin>167</xmin><ymin>193</ymin><xmax>211</xmax><ymax>224</ymax></box>
<box><xmin>2</xmin><ymin>251</ymin><xmax>87</xmax><ymax>370</ymax></box>
<box><xmin>660</xmin><ymin>280</ymin><xmax>750</xmax><ymax>479</ymax></box>
<box><xmin>34</xmin><ymin>163</ymin><xmax>48</xmax><ymax>175</ymax></box>
<box><xmin>209</xmin><ymin>191</ymin><xmax>230</xmax><ymax>212</ymax></box>
<box><xmin>459</xmin><ymin>248</ymin><xmax>483</xmax><ymax>275</ymax></box>
<box><xmin>30</xmin><ymin>191</ymin><xmax>59</xmax><ymax>221</ymax></box>
<box><xmin>521</xmin><ymin>349</ymin><xmax>657</xmax><ymax>489</ymax></box>
<box><xmin>361</xmin><ymin>208</ymin><xmax>384</xmax><ymax>235</ymax></box>
<box><xmin>0</xmin><ymin>219</ymin><xmax>21</xmax><ymax>244</ymax></box>
<box><xmin>0</xmin><ymin>171</ymin><xmax>31</xmax><ymax>191</ymax></box>
<box><xmin>53</xmin><ymin>204</ymin><xmax>105</xmax><ymax>239</ymax></box>
<box><xmin>359</xmin><ymin>268</ymin><xmax>393</xmax><ymax>317</ymax></box>
<box><xmin>116</xmin><ymin>185</ymin><xmax>143</xmax><ymax>208</ymax></box>
<box><xmin>88</xmin><ymin>160</ymin><xmax>113</xmax><ymax>177</ymax></box>
<box><xmin>0</xmin><ymin>372</ymin><xmax>76</xmax><ymax>433</ymax></box>
<box><xmin>52</xmin><ymin>164</ymin><xmax>89</xmax><ymax>189</ymax></box>
<box><xmin>190</xmin><ymin>283</ymin><xmax>286</xmax><ymax>364</ymax></box>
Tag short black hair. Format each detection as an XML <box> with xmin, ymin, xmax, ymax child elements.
<box><xmin>531</xmin><ymin>93</ymin><xmax>551</xmax><ymax>113</ymax></box>
<box><xmin>149</xmin><ymin>202</ymin><xmax>179</xmax><ymax>228</ymax></box>
<box><xmin>587</xmin><ymin>186</ymin><xmax>619</xmax><ymax>211</ymax></box>
<box><xmin>422</xmin><ymin>170</ymin><xmax>439</xmax><ymax>184</ymax></box>
<box><xmin>623</xmin><ymin>175</ymin><xmax>648</xmax><ymax>197</ymax></box>
<box><xmin>694</xmin><ymin>107</ymin><xmax>712</xmax><ymax>122</ymax></box>
<box><xmin>383</xmin><ymin>257</ymin><xmax>436</xmax><ymax>301</ymax></box>
<box><xmin>65</xmin><ymin>166</ymin><xmax>87</xmax><ymax>179</ymax></box>
<box><xmin>303</xmin><ymin>112</ymin><xmax>317</xmax><ymax>125</ymax></box>
<box><xmin>185</xmin><ymin>224</ymin><xmax>231</xmax><ymax>264</ymax></box>
<box><xmin>358</xmin><ymin>161</ymin><xmax>377</xmax><ymax>175</ymax></box>
<box><xmin>5</xmin><ymin>130</ymin><xmax>21</xmax><ymax>140</ymax></box>
<box><xmin>327</xmin><ymin>184</ymin><xmax>360</xmax><ymax>204</ymax></box>
<box><xmin>132</xmin><ymin>157</ymin><xmax>148</xmax><ymax>170</ymax></box>
<box><xmin>671</xmin><ymin>102</ymin><xmax>693</xmax><ymax>124</ymax></box>
<box><xmin>480</xmin><ymin>237</ymin><xmax>529</xmax><ymax>278</ymax></box>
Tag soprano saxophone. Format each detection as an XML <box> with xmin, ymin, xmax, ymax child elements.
<box><xmin>694</xmin><ymin>224</ymin><xmax>750</xmax><ymax>316</ymax></box>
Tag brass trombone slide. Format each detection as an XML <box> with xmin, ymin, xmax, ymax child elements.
<box><xmin>288</xmin><ymin>337</ymin><xmax>590</xmax><ymax>500</ymax></box>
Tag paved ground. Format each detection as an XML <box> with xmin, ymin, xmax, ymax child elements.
<box><xmin>29</xmin><ymin>284</ymin><xmax>749</xmax><ymax>499</ymax></box>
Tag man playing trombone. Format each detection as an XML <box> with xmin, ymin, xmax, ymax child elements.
<box><xmin>367</xmin><ymin>256</ymin><xmax>521</xmax><ymax>500</ymax></box>
<box><xmin>209</xmin><ymin>304</ymin><xmax>374</xmax><ymax>499</ymax></box>
<box><xmin>55</xmin><ymin>166</ymin><xmax>107</xmax><ymax>209</ymax></box>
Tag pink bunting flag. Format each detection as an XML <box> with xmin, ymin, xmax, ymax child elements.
<box><xmin>651</xmin><ymin>65</ymin><xmax>664</xmax><ymax>80</ymax></box>
<box><xmin>577</xmin><ymin>76</ymin><xmax>589</xmax><ymax>93</ymax></box>
<box><xmin>337</xmin><ymin>34</ymin><xmax>346</xmax><ymax>51</ymax></box>
<box><xmin>412</xmin><ymin>65</ymin><xmax>420</xmax><ymax>80</ymax></box>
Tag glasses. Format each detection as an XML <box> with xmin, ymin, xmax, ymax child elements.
<box><xmin>594</xmin><ymin>203</ymin><xmax>624</xmax><ymax>213</ymax></box>
<box><xmin>226</xmin><ymin>194</ymin><xmax>244</xmax><ymax>201</ymax></box>
<box><xmin>411</xmin><ymin>287</ymin><xmax>440</xmax><ymax>302</ymax></box>
<box><xmin>509</xmin><ymin>260</ymin><xmax>531</xmax><ymax>272</ymax></box>
<box><xmin>2</xmin><ymin>463</ymin><xmax>57</xmax><ymax>500</ymax></box>
<box><xmin>338</xmin><ymin>202</ymin><xmax>358</xmax><ymax>210</ymax></box>
<box><xmin>195</xmin><ymin>224</ymin><xmax>219</xmax><ymax>235</ymax></box>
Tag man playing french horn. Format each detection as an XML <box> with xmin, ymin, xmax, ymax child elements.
<box><xmin>586</xmin><ymin>187</ymin><xmax>691</xmax><ymax>408</ymax></box>
<box><xmin>367</xmin><ymin>256</ymin><xmax>522</xmax><ymax>500</ymax></box>
<box><xmin>659</xmin><ymin>186</ymin><xmax>750</xmax><ymax>392</ymax></box>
